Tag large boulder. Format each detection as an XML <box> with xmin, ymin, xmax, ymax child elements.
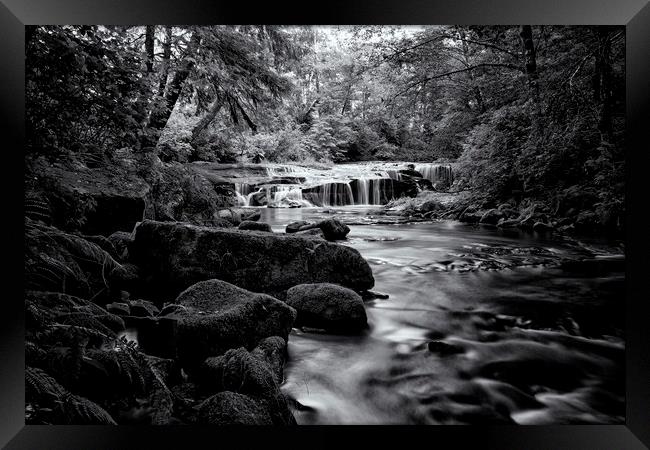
<box><xmin>285</xmin><ymin>283</ymin><xmax>368</xmax><ymax>333</ymax></box>
<box><xmin>196</xmin><ymin>391</ymin><xmax>273</xmax><ymax>425</ymax></box>
<box><xmin>170</xmin><ymin>279</ymin><xmax>296</xmax><ymax>369</ymax></box>
<box><xmin>129</xmin><ymin>220</ymin><xmax>374</xmax><ymax>300</ymax></box>
<box><xmin>27</xmin><ymin>158</ymin><xmax>151</xmax><ymax>235</ymax></box>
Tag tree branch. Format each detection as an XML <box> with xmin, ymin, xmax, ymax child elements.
<box><xmin>393</xmin><ymin>63</ymin><xmax>524</xmax><ymax>99</ymax></box>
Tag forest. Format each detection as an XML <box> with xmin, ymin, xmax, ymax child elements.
<box><xmin>24</xmin><ymin>25</ymin><xmax>626</xmax><ymax>426</ymax></box>
<box><xmin>26</xmin><ymin>25</ymin><xmax>625</xmax><ymax>233</ymax></box>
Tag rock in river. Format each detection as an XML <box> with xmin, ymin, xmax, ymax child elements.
<box><xmin>200</xmin><ymin>346</ymin><xmax>296</xmax><ymax>425</ymax></box>
<box><xmin>170</xmin><ymin>279</ymin><xmax>296</xmax><ymax>370</ymax></box>
<box><xmin>285</xmin><ymin>218</ymin><xmax>349</xmax><ymax>241</ymax></box>
<box><xmin>129</xmin><ymin>220</ymin><xmax>374</xmax><ymax>299</ymax></box>
<box><xmin>318</xmin><ymin>218</ymin><xmax>350</xmax><ymax>240</ymax></box>
<box><xmin>285</xmin><ymin>283</ymin><xmax>368</xmax><ymax>333</ymax></box>
<box><xmin>286</xmin><ymin>220</ymin><xmax>313</xmax><ymax>233</ymax></box>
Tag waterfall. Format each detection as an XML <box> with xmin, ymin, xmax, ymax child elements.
<box><xmin>351</xmin><ymin>178</ymin><xmax>393</xmax><ymax>205</ymax></box>
<box><xmin>303</xmin><ymin>182</ymin><xmax>355</xmax><ymax>207</ymax></box>
<box><xmin>271</xmin><ymin>185</ymin><xmax>313</xmax><ymax>207</ymax></box>
<box><xmin>234</xmin><ymin>183</ymin><xmax>254</xmax><ymax>206</ymax></box>
<box><xmin>415</xmin><ymin>163</ymin><xmax>454</xmax><ymax>185</ymax></box>
<box><xmin>228</xmin><ymin>161</ymin><xmax>451</xmax><ymax>208</ymax></box>
<box><xmin>386</xmin><ymin>170</ymin><xmax>403</xmax><ymax>181</ymax></box>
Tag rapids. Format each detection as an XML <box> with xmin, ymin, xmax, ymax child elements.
<box><xmin>256</xmin><ymin>206</ymin><xmax>625</xmax><ymax>425</ymax></box>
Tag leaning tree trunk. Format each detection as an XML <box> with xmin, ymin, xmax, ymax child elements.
<box><xmin>191</xmin><ymin>96</ymin><xmax>224</xmax><ymax>144</ymax></box>
<box><xmin>142</xmin><ymin>31</ymin><xmax>201</xmax><ymax>148</ymax></box>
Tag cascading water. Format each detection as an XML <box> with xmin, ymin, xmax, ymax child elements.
<box><xmin>352</xmin><ymin>178</ymin><xmax>391</xmax><ymax>205</ymax></box>
<box><xmin>415</xmin><ymin>163</ymin><xmax>454</xmax><ymax>185</ymax></box>
<box><xmin>386</xmin><ymin>170</ymin><xmax>403</xmax><ymax>181</ymax></box>
<box><xmin>230</xmin><ymin>161</ymin><xmax>452</xmax><ymax>208</ymax></box>
<box><xmin>270</xmin><ymin>185</ymin><xmax>313</xmax><ymax>208</ymax></box>
<box><xmin>234</xmin><ymin>183</ymin><xmax>255</xmax><ymax>206</ymax></box>
<box><xmin>303</xmin><ymin>182</ymin><xmax>355</xmax><ymax>207</ymax></box>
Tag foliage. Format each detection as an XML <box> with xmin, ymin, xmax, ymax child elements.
<box><xmin>26</xmin><ymin>26</ymin><xmax>152</xmax><ymax>153</ymax></box>
<box><xmin>26</xmin><ymin>24</ymin><xmax>625</xmax><ymax>231</ymax></box>
<box><xmin>26</xmin><ymin>366</ymin><xmax>117</xmax><ymax>425</ymax></box>
<box><xmin>25</xmin><ymin>287</ymin><xmax>172</xmax><ymax>425</ymax></box>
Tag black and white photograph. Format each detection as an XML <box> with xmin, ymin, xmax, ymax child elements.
<box><xmin>24</xmin><ymin>24</ymin><xmax>627</xmax><ymax>426</ymax></box>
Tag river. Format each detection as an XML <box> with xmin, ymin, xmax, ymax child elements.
<box><xmin>257</xmin><ymin>206</ymin><xmax>625</xmax><ymax>425</ymax></box>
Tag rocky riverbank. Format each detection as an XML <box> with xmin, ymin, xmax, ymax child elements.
<box><xmin>24</xmin><ymin>154</ymin><xmax>623</xmax><ymax>425</ymax></box>
<box><xmin>367</xmin><ymin>188</ymin><xmax>624</xmax><ymax>238</ymax></box>
<box><xmin>24</xmin><ymin>155</ymin><xmax>380</xmax><ymax>425</ymax></box>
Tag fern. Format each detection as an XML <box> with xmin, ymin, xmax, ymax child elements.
<box><xmin>26</xmin><ymin>366</ymin><xmax>66</xmax><ymax>402</ymax></box>
<box><xmin>56</xmin><ymin>392</ymin><xmax>117</xmax><ymax>425</ymax></box>
<box><xmin>26</xmin><ymin>366</ymin><xmax>117</xmax><ymax>425</ymax></box>
<box><xmin>86</xmin><ymin>345</ymin><xmax>146</xmax><ymax>395</ymax></box>
<box><xmin>56</xmin><ymin>311</ymin><xmax>117</xmax><ymax>338</ymax></box>
<box><xmin>41</xmin><ymin>323</ymin><xmax>113</xmax><ymax>346</ymax></box>
<box><xmin>25</xmin><ymin>191</ymin><xmax>52</xmax><ymax>224</ymax></box>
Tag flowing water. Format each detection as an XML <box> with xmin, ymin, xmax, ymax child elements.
<box><xmin>230</xmin><ymin>162</ymin><xmax>454</xmax><ymax>207</ymax></box>
<box><xmin>256</xmin><ymin>206</ymin><xmax>625</xmax><ymax>425</ymax></box>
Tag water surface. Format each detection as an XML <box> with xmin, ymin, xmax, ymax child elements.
<box><xmin>259</xmin><ymin>206</ymin><xmax>625</xmax><ymax>425</ymax></box>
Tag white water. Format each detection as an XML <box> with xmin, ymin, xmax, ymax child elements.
<box><xmin>415</xmin><ymin>163</ymin><xmax>454</xmax><ymax>185</ymax></box>
<box><xmin>233</xmin><ymin>162</ymin><xmax>455</xmax><ymax>208</ymax></box>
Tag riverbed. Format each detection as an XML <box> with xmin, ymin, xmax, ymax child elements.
<box><xmin>259</xmin><ymin>206</ymin><xmax>625</xmax><ymax>425</ymax></box>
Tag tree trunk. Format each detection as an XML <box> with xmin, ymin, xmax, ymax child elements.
<box><xmin>594</xmin><ymin>27</ymin><xmax>614</xmax><ymax>143</ymax></box>
<box><xmin>458</xmin><ymin>27</ymin><xmax>485</xmax><ymax>113</ymax></box>
<box><xmin>519</xmin><ymin>25</ymin><xmax>542</xmax><ymax>132</ymax></box>
<box><xmin>341</xmin><ymin>65</ymin><xmax>355</xmax><ymax>115</ymax></box>
<box><xmin>145</xmin><ymin>26</ymin><xmax>155</xmax><ymax>73</ymax></box>
<box><xmin>158</xmin><ymin>26</ymin><xmax>173</xmax><ymax>96</ymax></box>
<box><xmin>235</xmin><ymin>98</ymin><xmax>258</xmax><ymax>133</ymax></box>
<box><xmin>519</xmin><ymin>25</ymin><xmax>539</xmax><ymax>103</ymax></box>
<box><xmin>143</xmin><ymin>31</ymin><xmax>201</xmax><ymax>147</ymax></box>
<box><xmin>191</xmin><ymin>96</ymin><xmax>224</xmax><ymax>143</ymax></box>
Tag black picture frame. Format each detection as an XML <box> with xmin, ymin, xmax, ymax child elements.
<box><xmin>3</xmin><ymin>0</ymin><xmax>649</xmax><ymax>448</ymax></box>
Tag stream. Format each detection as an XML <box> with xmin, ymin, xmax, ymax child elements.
<box><xmin>258</xmin><ymin>206</ymin><xmax>625</xmax><ymax>425</ymax></box>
